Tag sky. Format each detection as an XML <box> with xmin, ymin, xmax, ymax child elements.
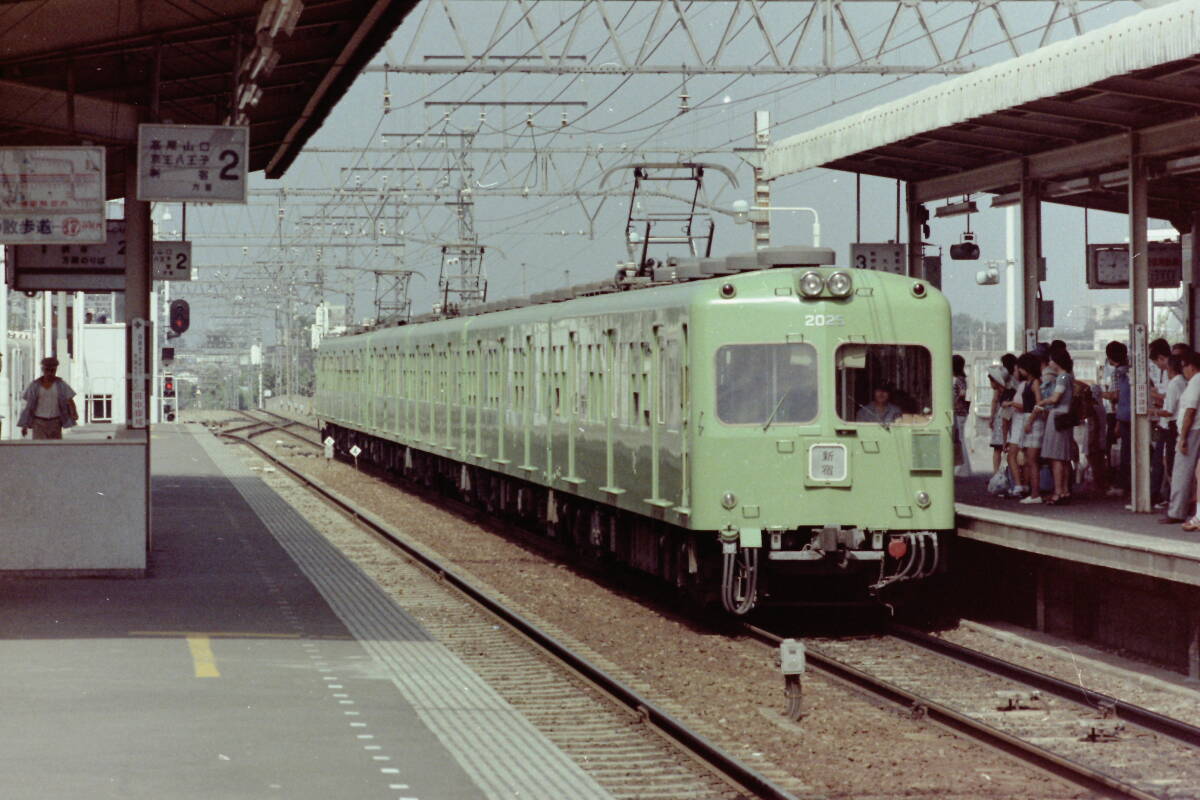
<box><xmin>169</xmin><ymin>0</ymin><xmax>1158</xmax><ymax>343</ymax></box>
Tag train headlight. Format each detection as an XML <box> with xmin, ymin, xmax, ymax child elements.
<box><xmin>721</xmin><ymin>492</ymin><xmax>738</xmax><ymax>509</ymax></box>
<box><xmin>798</xmin><ymin>271</ymin><xmax>824</xmax><ymax>298</ymax></box>
<box><xmin>826</xmin><ymin>270</ymin><xmax>852</xmax><ymax>298</ymax></box>
<box><xmin>915</xmin><ymin>490</ymin><xmax>931</xmax><ymax>508</ymax></box>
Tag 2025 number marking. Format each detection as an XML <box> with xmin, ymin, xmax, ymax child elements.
<box><xmin>804</xmin><ymin>314</ymin><xmax>845</xmax><ymax>327</ymax></box>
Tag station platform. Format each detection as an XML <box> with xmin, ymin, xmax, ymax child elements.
<box><xmin>955</xmin><ymin>476</ymin><xmax>1200</xmax><ymax>587</ymax></box>
<box><xmin>0</xmin><ymin>424</ymin><xmax>612</xmax><ymax>800</ymax></box>
<box><xmin>953</xmin><ymin>475</ymin><xmax>1200</xmax><ymax>678</ymax></box>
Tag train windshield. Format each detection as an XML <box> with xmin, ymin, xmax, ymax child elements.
<box><xmin>836</xmin><ymin>344</ymin><xmax>933</xmax><ymax>425</ymax></box>
<box><xmin>716</xmin><ymin>343</ymin><xmax>817</xmax><ymax>425</ymax></box>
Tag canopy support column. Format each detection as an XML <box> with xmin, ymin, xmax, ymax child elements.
<box><xmin>905</xmin><ymin>182</ymin><xmax>925</xmax><ymax>280</ymax></box>
<box><xmin>1129</xmin><ymin>134</ymin><xmax>1152</xmax><ymax>514</ymax></box>
<box><xmin>1189</xmin><ymin>212</ymin><xmax>1200</xmax><ymax>348</ymax></box>
<box><xmin>1020</xmin><ymin>171</ymin><xmax>1042</xmax><ymax>351</ymax></box>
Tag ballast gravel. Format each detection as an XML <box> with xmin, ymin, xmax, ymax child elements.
<box><xmin>192</xmin><ymin>413</ymin><xmax>1087</xmax><ymax>799</ymax></box>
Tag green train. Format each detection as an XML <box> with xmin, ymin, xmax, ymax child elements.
<box><xmin>315</xmin><ymin>246</ymin><xmax>954</xmax><ymax>614</ymax></box>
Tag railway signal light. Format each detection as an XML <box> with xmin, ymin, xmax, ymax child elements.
<box><xmin>169</xmin><ymin>299</ymin><xmax>190</xmax><ymax>336</ymax></box>
<box><xmin>163</xmin><ymin>376</ymin><xmax>176</xmax><ymax>397</ymax></box>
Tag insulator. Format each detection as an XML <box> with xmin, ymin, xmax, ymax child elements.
<box><xmin>382</xmin><ymin>90</ymin><xmax>391</xmax><ymax>114</ymax></box>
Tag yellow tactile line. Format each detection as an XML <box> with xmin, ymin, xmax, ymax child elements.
<box><xmin>186</xmin><ymin>635</ymin><xmax>220</xmax><ymax>678</ymax></box>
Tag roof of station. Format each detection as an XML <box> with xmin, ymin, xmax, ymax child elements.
<box><xmin>764</xmin><ymin>0</ymin><xmax>1200</xmax><ymax>220</ymax></box>
<box><xmin>0</xmin><ymin>0</ymin><xmax>418</xmax><ymax>194</ymax></box>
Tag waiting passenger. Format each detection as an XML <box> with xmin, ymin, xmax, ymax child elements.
<box><xmin>1085</xmin><ymin>383</ymin><xmax>1109</xmax><ymax>496</ymax></box>
<box><xmin>1003</xmin><ymin>352</ymin><xmax>1044</xmax><ymax>501</ymax></box>
<box><xmin>952</xmin><ymin>354</ymin><xmax>971</xmax><ymax>476</ymax></box>
<box><xmin>1034</xmin><ymin>349</ymin><xmax>1074</xmax><ymax>504</ymax></box>
<box><xmin>17</xmin><ymin>357</ymin><xmax>79</xmax><ymax>440</ymax></box>
<box><xmin>1164</xmin><ymin>352</ymin><xmax>1200</xmax><ymax>524</ymax></box>
<box><xmin>987</xmin><ymin>364</ymin><xmax>1012</xmax><ymax>475</ymax></box>
<box><xmin>1153</xmin><ymin>355</ymin><xmax>1186</xmax><ymax>509</ymax></box>
<box><xmin>1102</xmin><ymin>341</ymin><xmax>1131</xmax><ymax>499</ymax></box>
<box><xmin>857</xmin><ymin>385</ymin><xmax>902</xmax><ymax>424</ymax></box>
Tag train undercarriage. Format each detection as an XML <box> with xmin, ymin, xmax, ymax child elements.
<box><xmin>324</xmin><ymin>422</ymin><xmax>950</xmax><ymax>615</ymax></box>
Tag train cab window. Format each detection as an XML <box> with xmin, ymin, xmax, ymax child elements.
<box><xmin>836</xmin><ymin>344</ymin><xmax>933</xmax><ymax>425</ymax></box>
<box><xmin>715</xmin><ymin>343</ymin><xmax>817</xmax><ymax>425</ymax></box>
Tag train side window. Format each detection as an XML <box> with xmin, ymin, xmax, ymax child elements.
<box><xmin>715</xmin><ymin>343</ymin><xmax>818</xmax><ymax>425</ymax></box>
<box><xmin>836</xmin><ymin>344</ymin><xmax>933</xmax><ymax>425</ymax></box>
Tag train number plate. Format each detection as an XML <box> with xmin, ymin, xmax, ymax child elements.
<box><xmin>808</xmin><ymin>443</ymin><xmax>847</xmax><ymax>482</ymax></box>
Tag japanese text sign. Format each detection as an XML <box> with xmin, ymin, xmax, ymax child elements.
<box><xmin>137</xmin><ymin>124</ymin><xmax>248</xmax><ymax>203</ymax></box>
<box><xmin>0</xmin><ymin>147</ymin><xmax>105</xmax><ymax>244</ymax></box>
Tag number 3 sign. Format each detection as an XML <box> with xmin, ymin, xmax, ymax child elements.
<box><xmin>136</xmin><ymin>124</ymin><xmax>249</xmax><ymax>204</ymax></box>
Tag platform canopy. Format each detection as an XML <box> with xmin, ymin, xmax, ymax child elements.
<box><xmin>0</xmin><ymin>0</ymin><xmax>419</xmax><ymax>192</ymax></box>
<box><xmin>764</xmin><ymin>0</ymin><xmax>1200</xmax><ymax>223</ymax></box>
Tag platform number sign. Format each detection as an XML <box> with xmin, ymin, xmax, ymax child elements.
<box><xmin>136</xmin><ymin>124</ymin><xmax>249</xmax><ymax>204</ymax></box>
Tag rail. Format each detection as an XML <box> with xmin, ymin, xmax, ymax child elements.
<box><xmin>743</xmin><ymin>623</ymin><xmax>1179</xmax><ymax>800</ymax></box>
<box><xmin>218</xmin><ymin>416</ymin><xmax>800</xmax><ymax>800</ymax></box>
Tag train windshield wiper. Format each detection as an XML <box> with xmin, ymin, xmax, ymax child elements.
<box><xmin>763</xmin><ymin>387</ymin><xmax>793</xmax><ymax>432</ymax></box>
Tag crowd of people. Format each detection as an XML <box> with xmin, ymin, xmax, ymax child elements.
<box><xmin>975</xmin><ymin>337</ymin><xmax>1200</xmax><ymax>530</ymax></box>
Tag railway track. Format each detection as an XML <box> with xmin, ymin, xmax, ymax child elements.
<box><xmin>217</xmin><ymin>411</ymin><xmax>802</xmax><ymax>800</ymax></box>
<box><xmin>745</xmin><ymin>624</ymin><xmax>1200</xmax><ymax>800</ymax></box>
<box><xmin>224</xmin><ymin>410</ymin><xmax>1200</xmax><ymax>800</ymax></box>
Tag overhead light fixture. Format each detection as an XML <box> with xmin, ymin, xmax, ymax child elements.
<box><xmin>258</xmin><ymin>0</ymin><xmax>304</xmax><ymax>39</ymax></box>
<box><xmin>934</xmin><ymin>200</ymin><xmax>978</xmax><ymax>218</ymax></box>
<box><xmin>949</xmin><ymin>232</ymin><xmax>980</xmax><ymax>260</ymax></box>
<box><xmin>989</xmin><ymin>192</ymin><xmax>1020</xmax><ymax>208</ymax></box>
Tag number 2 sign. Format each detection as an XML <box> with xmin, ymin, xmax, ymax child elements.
<box><xmin>136</xmin><ymin>124</ymin><xmax>249</xmax><ymax>204</ymax></box>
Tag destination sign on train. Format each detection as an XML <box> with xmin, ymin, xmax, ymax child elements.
<box><xmin>0</xmin><ymin>147</ymin><xmax>106</xmax><ymax>244</ymax></box>
<box><xmin>136</xmin><ymin>124</ymin><xmax>249</xmax><ymax>203</ymax></box>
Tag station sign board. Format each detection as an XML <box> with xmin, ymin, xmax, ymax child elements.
<box><xmin>1086</xmin><ymin>242</ymin><xmax>1181</xmax><ymax>289</ymax></box>
<box><xmin>137</xmin><ymin>124</ymin><xmax>248</xmax><ymax>203</ymax></box>
<box><xmin>152</xmin><ymin>240</ymin><xmax>192</xmax><ymax>281</ymax></box>
<box><xmin>6</xmin><ymin>219</ymin><xmax>194</xmax><ymax>291</ymax></box>
<box><xmin>0</xmin><ymin>147</ymin><xmax>105</xmax><ymax>244</ymax></box>
<box><xmin>849</xmin><ymin>242</ymin><xmax>907</xmax><ymax>274</ymax></box>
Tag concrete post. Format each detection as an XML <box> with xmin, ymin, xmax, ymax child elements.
<box><xmin>0</xmin><ymin>275</ymin><xmax>8</xmax><ymax>439</ymax></box>
<box><xmin>905</xmin><ymin>182</ymin><xmax>924</xmax><ymax>279</ymax></box>
<box><xmin>1190</xmin><ymin>213</ymin><xmax>1200</xmax><ymax>354</ymax></box>
<box><xmin>55</xmin><ymin>292</ymin><xmax>68</xmax><ymax>373</ymax></box>
<box><xmin>124</xmin><ymin>159</ymin><xmax>152</xmax><ymax>428</ymax></box>
<box><xmin>1129</xmin><ymin>135</ymin><xmax>1152</xmax><ymax>514</ymax></box>
<box><xmin>1020</xmin><ymin>174</ymin><xmax>1041</xmax><ymax>352</ymax></box>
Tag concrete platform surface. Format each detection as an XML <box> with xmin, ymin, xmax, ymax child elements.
<box><xmin>0</xmin><ymin>425</ymin><xmax>612</xmax><ymax>800</ymax></box>
<box><xmin>956</xmin><ymin>475</ymin><xmax>1200</xmax><ymax>587</ymax></box>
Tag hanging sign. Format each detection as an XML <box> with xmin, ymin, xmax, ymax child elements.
<box><xmin>136</xmin><ymin>124</ymin><xmax>249</xmax><ymax>203</ymax></box>
<box><xmin>152</xmin><ymin>240</ymin><xmax>192</xmax><ymax>280</ymax></box>
<box><xmin>0</xmin><ymin>147</ymin><xmax>105</xmax><ymax>244</ymax></box>
<box><xmin>6</xmin><ymin>219</ymin><xmax>194</xmax><ymax>291</ymax></box>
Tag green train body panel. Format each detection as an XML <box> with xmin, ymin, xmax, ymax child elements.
<box><xmin>315</xmin><ymin>266</ymin><xmax>954</xmax><ymax>538</ymax></box>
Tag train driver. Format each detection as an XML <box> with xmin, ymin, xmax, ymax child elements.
<box><xmin>857</xmin><ymin>384</ymin><xmax>902</xmax><ymax>425</ymax></box>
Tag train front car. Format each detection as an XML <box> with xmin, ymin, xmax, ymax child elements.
<box><xmin>689</xmin><ymin>254</ymin><xmax>954</xmax><ymax>614</ymax></box>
